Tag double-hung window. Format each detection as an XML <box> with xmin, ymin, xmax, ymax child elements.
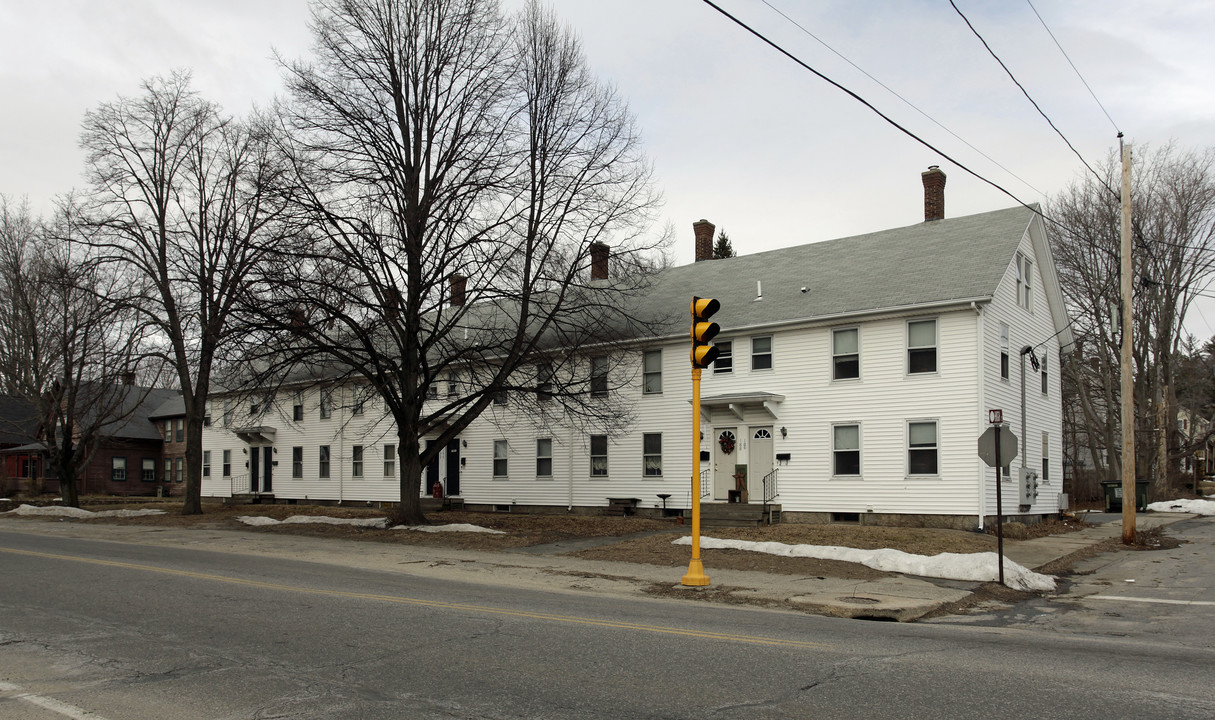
<box><xmin>833</xmin><ymin>425</ymin><xmax>860</xmax><ymax>476</ymax></box>
<box><xmin>643</xmin><ymin>433</ymin><xmax>662</xmax><ymax>476</ymax></box>
<box><xmin>751</xmin><ymin>336</ymin><xmax>773</xmax><ymax>371</ymax></box>
<box><xmin>493</xmin><ymin>440</ymin><xmax>509</xmax><ymax>478</ymax></box>
<box><xmin>713</xmin><ymin>340</ymin><xmax>732</xmax><ymax>373</ymax></box>
<box><xmin>319</xmin><ymin>390</ymin><xmax>332</xmax><ymax>419</ymax></box>
<box><xmin>832</xmin><ymin>328</ymin><xmax>859</xmax><ymax>380</ymax></box>
<box><xmin>1000</xmin><ymin>324</ymin><xmax>1010</xmax><ymax>380</ymax></box>
<box><xmin>383</xmin><ymin>444</ymin><xmax>396</xmax><ymax>477</ymax></box>
<box><xmin>351</xmin><ymin>445</ymin><xmax>363</xmax><ymax>477</ymax></box>
<box><xmin>222</xmin><ymin>450</ymin><xmax>232</xmax><ymax>477</ymax></box>
<box><xmin>536</xmin><ymin>438</ymin><xmax>553</xmax><ymax>477</ymax></box>
<box><xmin>536</xmin><ymin>363</ymin><xmax>553</xmax><ymax>402</ymax></box>
<box><xmin>908</xmin><ymin>421</ymin><xmax>939</xmax><ymax>475</ymax></box>
<box><xmin>1041</xmin><ymin>350</ymin><xmax>1048</xmax><ymax>395</ymax></box>
<box><xmin>141</xmin><ymin>458</ymin><xmax>156</xmax><ymax>482</ymax></box>
<box><xmin>111</xmin><ymin>457</ymin><xmax>127</xmax><ymax>482</ymax></box>
<box><xmin>642</xmin><ymin>351</ymin><xmax>662</xmax><ymax>394</ymax></box>
<box><xmin>175</xmin><ymin>418</ymin><xmax>183</xmax><ymax>442</ymax></box>
<box><xmin>292</xmin><ymin>447</ymin><xmax>303</xmax><ymax>478</ymax></box>
<box><xmin>590</xmin><ymin>435</ymin><xmax>608</xmax><ymax>476</ymax></box>
<box><xmin>223</xmin><ymin>400</ymin><xmax>233</xmax><ymax>427</ymax></box>
<box><xmin>202</xmin><ymin>450</ymin><xmax>211</xmax><ymax>478</ymax></box>
<box><xmin>319</xmin><ymin>446</ymin><xmax>330</xmax><ymax>478</ymax></box>
<box><xmin>293</xmin><ymin>395</ymin><xmax>304</xmax><ymax>421</ymax></box>
<box><xmin>908</xmin><ymin>319</ymin><xmax>937</xmax><ymax>374</ymax></box>
<box><xmin>174</xmin><ymin>457</ymin><xmax>183</xmax><ymax>483</ymax></box>
<box><xmin>1041</xmin><ymin>432</ymin><xmax>1050</xmax><ymax>482</ymax></box>
<box><xmin>590</xmin><ymin>357</ymin><xmax>608</xmax><ymax>397</ymax></box>
<box><xmin>1017</xmin><ymin>253</ymin><xmax>1033</xmax><ymax>309</ymax></box>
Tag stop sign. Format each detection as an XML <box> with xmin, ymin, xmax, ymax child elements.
<box><xmin>977</xmin><ymin>425</ymin><xmax>1018</xmax><ymax>467</ymax></box>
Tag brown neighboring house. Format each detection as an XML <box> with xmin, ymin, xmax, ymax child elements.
<box><xmin>0</xmin><ymin>395</ymin><xmax>43</xmax><ymax>494</ymax></box>
<box><xmin>1</xmin><ymin>387</ymin><xmax>186</xmax><ymax>497</ymax></box>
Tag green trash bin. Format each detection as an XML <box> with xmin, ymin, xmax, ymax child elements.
<box><xmin>1101</xmin><ymin>480</ymin><xmax>1149</xmax><ymax>512</ymax></box>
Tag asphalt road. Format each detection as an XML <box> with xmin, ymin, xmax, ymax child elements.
<box><xmin>2</xmin><ymin>526</ymin><xmax>1214</xmax><ymax>720</ymax></box>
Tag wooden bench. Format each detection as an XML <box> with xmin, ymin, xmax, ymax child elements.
<box><xmin>605</xmin><ymin>497</ymin><xmax>641</xmax><ymax>516</ymax></box>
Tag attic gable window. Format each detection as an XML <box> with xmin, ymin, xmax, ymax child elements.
<box><xmin>1016</xmin><ymin>253</ymin><xmax>1033</xmax><ymax>310</ymax></box>
<box><xmin>908</xmin><ymin>319</ymin><xmax>937</xmax><ymax>374</ymax></box>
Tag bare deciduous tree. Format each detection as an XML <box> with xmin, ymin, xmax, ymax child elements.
<box><xmin>1052</xmin><ymin>145</ymin><xmax>1215</xmax><ymax>499</ymax></box>
<box><xmin>247</xmin><ymin>0</ymin><xmax>665</xmax><ymax>524</ymax></box>
<box><xmin>0</xmin><ymin>196</ymin><xmax>149</xmax><ymax>506</ymax></box>
<box><xmin>78</xmin><ymin>73</ymin><xmax>293</xmax><ymax>514</ymax></box>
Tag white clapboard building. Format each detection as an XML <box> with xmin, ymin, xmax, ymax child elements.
<box><xmin>201</xmin><ymin>168</ymin><xmax>1073</xmax><ymax>528</ymax></box>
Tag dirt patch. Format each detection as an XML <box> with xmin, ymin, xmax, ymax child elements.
<box><xmin>12</xmin><ymin>499</ymin><xmax>675</xmax><ymax>551</ymax></box>
<box><xmin>565</xmin><ymin>524</ymin><xmax>997</xmax><ymax>579</ymax></box>
<box><xmin>987</xmin><ymin>516</ymin><xmax>1091</xmax><ymax>541</ymax></box>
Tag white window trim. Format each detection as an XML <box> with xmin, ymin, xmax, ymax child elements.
<box><xmin>642</xmin><ymin>433</ymin><xmax>662</xmax><ymax>477</ymax></box>
<box><xmin>642</xmin><ymin>350</ymin><xmax>663</xmax><ymax>395</ymax></box>
<box><xmin>1000</xmin><ymin>323</ymin><xmax>1010</xmax><ymax>382</ymax></box>
<box><xmin>589</xmin><ymin>435</ymin><xmax>609</xmax><ymax>478</ymax></box>
<box><xmin>751</xmin><ymin>335</ymin><xmax>773</xmax><ymax>371</ymax></box>
<box><xmin>713</xmin><ymin>339</ymin><xmax>733</xmax><ymax>374</ymax></box>
<box><xmin>384</xmin><ymin>444</ymin><xmax>396</xmax><ymax>478</ymax></box>
<box><xmin>907</xmin><ymin>419</ymin><xmax>940</xmax><ymax>477</ymax></box>
<box><xmin>906</xmin><ymin>318</ymin><xmax>939</xmax><ymax>376</ymax></box>
<box><xmin>536</xmin><ymin>438</ymin><xmax>553</xmax><ymax>479</ymax></box>
<box><xmin>831</xmin><ymin>327</ymin><xmax>860</xmax><ymax>382</ymax></box>
<box><xmin>831</xmin><ymin>422</ymin><xmax>862</xmax><ymax>478</ymax></box>
<box><xmin>493</xmin><ymin>440</ymin><xmax>509</xmax><ymax>479</ymax></box>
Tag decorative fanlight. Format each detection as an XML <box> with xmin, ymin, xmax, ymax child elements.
<box><xmin>718</xmin><ymin>430</ymin><xmax>736</xmax><ymax>455</ymax></box>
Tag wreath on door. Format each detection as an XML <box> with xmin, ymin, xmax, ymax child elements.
<box><xmin>718</xmin><ymin>430</ymin><xmax>736</xmax><ymax>455</ymax></box>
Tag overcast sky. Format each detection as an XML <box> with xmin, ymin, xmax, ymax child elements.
<box><xmin>3</xmin><ymin>0</ymin><xmax>1214</xmax><ymax>334</ymax></box>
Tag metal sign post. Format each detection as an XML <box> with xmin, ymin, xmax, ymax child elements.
<box><xmin>978</xmin><ymin>410</ymin><xmax>1018</xmax><ymax>587</ymax></box>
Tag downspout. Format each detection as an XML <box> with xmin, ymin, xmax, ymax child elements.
<box><xmin>973</xmin><ymin>301</ymin><xmax>986</xmax><ymax>530</ymax></box>
<box><xmin>567</xmin><ymin>426</ymin><xmax>575</xmax><ymax>512</ymax></box>
<box><xmin>338</xmin><ymin>385</ymin><xmax>345</xmax><ymax>505</ymax></box>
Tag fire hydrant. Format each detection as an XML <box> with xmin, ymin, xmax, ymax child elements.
<box><xmin>432</xmin><ymin>481</ymin><xmax>443</xmax><ymax>499</ymax></box>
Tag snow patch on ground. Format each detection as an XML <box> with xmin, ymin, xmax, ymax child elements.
<box><xmin>236</xmin><ymin>515</ymin><xmax>504</xmax><ymax>533</ymax></box>
<box><xmin>392</xmin><ymin>523</ymin><xmax>505</xmax><ymax>534</ymax></box>
<box><xmin>673</xmin><ymin>536</ymin><xmax>1056</xmax><ymax>592</ymax></box>
<box><xmin>4</xmin><ymin>504</ymin><xmax>166</xmax><ymax>518</ymax></box>
<box><xmin>1147</xmin><ymin>498</ymin><xmax>1215</xmax><ymax>516</ymax></box>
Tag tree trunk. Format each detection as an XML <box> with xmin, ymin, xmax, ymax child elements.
<box><xmin>181</xmin><ymin>408</ymin><xmax>204</xmax><ymax>515</ymax></box>
<box><xmin>389</xmin><ymin>430</ymin><xmax>425</xmax><ymax>526</ymax></box>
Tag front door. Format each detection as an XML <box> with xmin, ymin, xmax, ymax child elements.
<box><xmin>249</xmin><ymin>447</ymin><xmax>260</xmax><ymax>493</ymax></box>
<box><xmin>263</xmin><ymin>446</ymin><xmax>274</xmax><ymax>493</ymax></box>
<box><xmin>446</xmin><ymin>439</ymin><xmax>460</xmax><ymax>496</ymax></box>
<box><xmin>749</xmin><ymin>428</ymin><xmax>774</xmax><ymax>502</ymax></box>
<box><xmin>712</xmin><ymin>427</ymin><xmax>738</xmax><ymax>500</ymax></box>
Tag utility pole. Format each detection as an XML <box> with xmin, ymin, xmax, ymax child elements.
<box><xmin>1120</xmin><ymin>136</ymin><xmax>1136</xmax><ymax>545</ymax></box>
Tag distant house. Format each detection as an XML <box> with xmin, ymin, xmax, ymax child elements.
<box><xmin>201</xmin><ymin>168</ymin><xmax>1074</xmax><ymax>528</ymax></box>
<box><xmin>0</xmin><ymin>386</ymin><xmax>186</xmax><ymax>497</ymax></box>
<box><xmin>0</xmin><ymin>395</ymin><xmax>43</xmax><ymax>494</ymax></box>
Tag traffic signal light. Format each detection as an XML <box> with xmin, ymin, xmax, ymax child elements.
<box><xmin>691</xmin><ymin>296</ymin><xmax>720</xmax><ymax>368</ymax></box>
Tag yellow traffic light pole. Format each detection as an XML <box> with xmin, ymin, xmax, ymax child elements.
<box><xmin>682</xmin><ymin>364</ymin><xmax>710</xmax><ymax>586</ymax></box>
<box><xmin>683</xmin><ymin>296</ymin><xmax>719</xmax><ymax>587</ymax></box>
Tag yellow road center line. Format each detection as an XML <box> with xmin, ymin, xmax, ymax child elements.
<box><xmin>1</xmin><ymin>546</ymin><xmax>830</xmax><ymax>649</ymax></box>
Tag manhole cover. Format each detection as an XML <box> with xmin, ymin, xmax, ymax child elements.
<box><xmin>838</xmin><ymin>596</ymin><xmax>881</xmax><ymax>605</ymax></box>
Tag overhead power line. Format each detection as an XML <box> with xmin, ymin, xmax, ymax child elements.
<box><xmin>697</xmin><ymin>0</ymin><xmax>1068</xmax><ymax>233</ymax></box>
<box><xmin>948</xmin><ymin>0</ymin><xmax>1118</xmax><ymax>200</ymax></box>
<box><xmin>757</xmin><ymin>0</ymin><xmax>1045</xmax><ymax>198</ymax></box>
<box><xmin>1025</xmin><ymin>0</ymin><xmax>1121</xmax><ymax>135</ymax></box>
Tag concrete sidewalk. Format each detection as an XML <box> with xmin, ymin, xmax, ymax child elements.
<box><xmin>0</xmin><ymin>511</ymin><xmax>1199</xmax><ymax>623</ymax></box>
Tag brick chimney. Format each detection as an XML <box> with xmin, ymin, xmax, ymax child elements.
<box><xmin>922</xmin><ymin>165</ymin><xmax>946</xmax><ymax>222</ymax></box>
<box><xmin>589</xmin><ymin>242</ymin><xmax>609</xmax><ymax>280</ymax></box>
<box><xmin>693</xmin><ymin>219</ymin><xmax>715</xmax><ymax>262</ymax></box>
<box><xmin>449</xmin><ymin>274</ymin><xmax>466</xmax><ymax>307</ymax></box>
